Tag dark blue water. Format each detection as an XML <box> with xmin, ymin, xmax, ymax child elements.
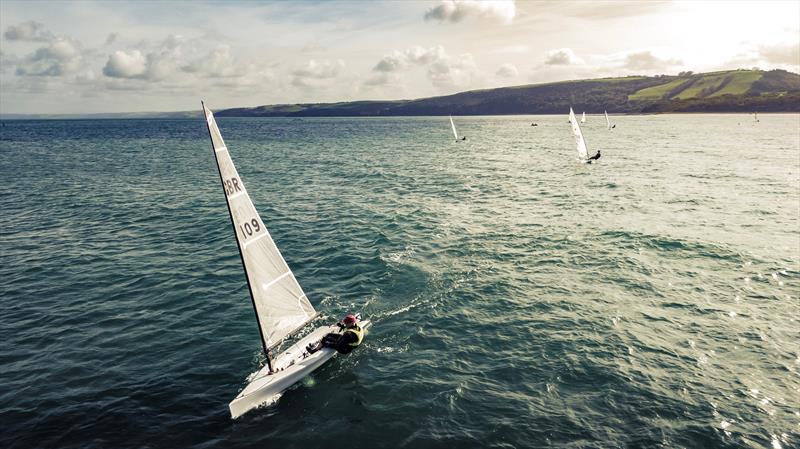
<box><xmin>1</xmin><ymin>115</ymin><xmax>798</xmax><ymax>449</ymax></box>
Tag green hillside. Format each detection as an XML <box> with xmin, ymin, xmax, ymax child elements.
<box><xmin>216</xmin><ymin>69</ymin><xmax>799</xmax><ymax>117</ymax></box>
<box><xmin>628</xmin><ymin>70</ymin><xmax>771</xmax><ymax>101</ymax></box>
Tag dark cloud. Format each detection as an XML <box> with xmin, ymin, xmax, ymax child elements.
<box><xmin>495</xmin><ymin>63</ymin><xmax>518</xmax><ymax>78</ymax></box>
<box><xmin>624</xmin><ymin>51</ymin><xmax>682</xmax><ymax>71</ymax></box>
<box><xmin>544</xmin><ymin>48</ymin><xmax>582</xmax><ymax>66</ymax></box>
<box><xmin>4</xmin><ymin>21</ymin><xmax>54</xmax><ymax>42</ymax></box>
<box><xmin>15</xmin><ymin>38</ymin><xmax>82</xmax><ymax>76</ymax></box>
<box><xmin>427</xmin><ymin>53</ymin><xmax>480</xmax><ymax>88</ymax></box>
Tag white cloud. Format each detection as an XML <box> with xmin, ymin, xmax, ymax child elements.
<box><xmin>373</xmin><ymin>46</ymin><xmax>446</xmax><ymax>72</ymax></box>
<box><xmin>291</xmin><ymin>59</ymin><xmax>346</xmax><ymax>88</ymax></box>
<box><xmin>495</xmin><ymin>63</ymin><xmax>518</xmax><ymax>78</ymax></box>
<box><xmin>183</xmin><ymin>46</ymin><xmax>244</xmax><ymax>78</ymax></box>
<box><xmin>369</xmin><ymin>45</ymin><xmax>482</xmax><ymax>90</ymax></box>
<box><xmin>544</xmin><ymin>48</ymin><xmax>584</xmax><ymax>66</ymax></box>
<box><xmin>103</xmin><ymin>50</ymin><xmax>147</xmax><ymax>78</ymax></box>
<box><xmin>3</xmin><ymin>21</ymin><xmax>54</xmax><ymax>42</ymax></box>
<box><xmin>15</xmin><ymin>38</ymin><xmax>83</xmax><ymax>76</ymax></box>
<box><xmin>424</xmin><ymin>0</ymin><xmax>516</xmax><ymax>24</ymax></box>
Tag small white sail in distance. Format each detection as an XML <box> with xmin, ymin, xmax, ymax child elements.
<box><xmin>581</xmin><ymin>111</ymin><xmax>586</xmax><ymax>123</ymax></box>
<box><xmin>449</xmin><ymin>115</ymin><xmax>459</xmax><ymax>140</ymax></box>
<box><xmin>605</xmin><ymin>110</ymin><xmax>611</xmax><ymax>129</ymax></box>
<box><xmin>569</xmin><ymin>107</ymin><xmax>590</xmax><ymax>161</ymax></box>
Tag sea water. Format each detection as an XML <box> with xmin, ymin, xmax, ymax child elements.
<box><xmin>1</xmin><ymin>114</ymin><xmax>798</xmax><ymax>448</ymax></box>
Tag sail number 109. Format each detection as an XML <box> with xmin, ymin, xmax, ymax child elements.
<box><xmin>240</xmin><ymin>218</ymin><xmax>261</xmax><ymax>239</ymax></box>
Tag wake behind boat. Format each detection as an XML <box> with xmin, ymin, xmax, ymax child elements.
<box><xmin>201</xmin><ymin>102</ymin><xmax>369</xmax><ymax>419</ymax></box>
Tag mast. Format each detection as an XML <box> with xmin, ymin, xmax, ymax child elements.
<box><xmin>201</xmin><ymin>101</ymin><xmax>273</xmax><ymax>372</ymax></box>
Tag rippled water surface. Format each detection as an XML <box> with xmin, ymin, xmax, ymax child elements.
<box><xmin>1</xmin><ymin>114</ymin><xmax>799</xmax><ymax>449</ymax></box>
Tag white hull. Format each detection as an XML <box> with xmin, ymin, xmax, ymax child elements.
<box><xmin>230</xmin><ymin>320</ymin><xmax>370</xmax><ymax>418</ymax></box>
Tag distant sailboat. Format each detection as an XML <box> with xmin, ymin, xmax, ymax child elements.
<box><xmin>581</xmin><ymin>111</ymin><xmax>586</xmax><ymax>123</ymax></box>
<box><xmin>569</xmin><ymin>107</ymin><xmax>591</xmax><ymax>163</ymax></box>
<box><xmin>201</xmin><ymin>102</ymin><xmax>370</xmax><ymax>419</ymax></box>
<box><xmin>450</xmin><ymin>115</ymin><xmax>466</xmax><ymax>141</ymax></box>
<box><xmin>605</xmin><ymin>110</ymin><xmax>615</xmax><ymax>129</ymax></box>
<box><xmin>754</xmin><ymin>111</ymin><xmax>760</xmax><ymax>123</ymax></box>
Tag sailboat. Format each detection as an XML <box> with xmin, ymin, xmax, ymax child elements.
<box><xmin>604</xmin><ymin>110</ymin><xmax>615</xmax><ymax>129</ymax></box>
<box><xmin>569</xmin><ymin>107</ymin><xmax>591</xmax><ymax>163</ymax></box>
<box><xmin>581</xmin><ymin>111</ymin><xmax>586</xmax><ymax>123</ymax></box>
<box><xmin>450</xmin><ymin>115</ymin><xmax>465</xmax><ymax>141</ymax></box>
<box><xmin>754</xmin><ymin>111</ymin><xmax>760</xmax><ymax>123</ymax></box>
<box><xmin>201</xmin><ymin>102</ymin><xmax>369</xmax><ymax>419</ymax></box>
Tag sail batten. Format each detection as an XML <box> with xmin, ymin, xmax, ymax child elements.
<box><xmin>202</xmin><ymin>103</ymin><xmax>317</xmax><ymax>353</ymax></box>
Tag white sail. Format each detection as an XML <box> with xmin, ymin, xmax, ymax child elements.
<box><xmin>449</xmin><ymin>115</ymin><xmax>459</xmax><ymax>140</ymax></box>
<box><xmin>202</xmin><ymin>103</ymin><xmax>317</xmax><ymax>352</ymax></box>
<box><xmin>605</xmin><ymin>110</ymin><xmax>611</xmax><ymax>129</ymax></box>
<box><xmin>569</xmin><ymin>107</ymin><xmax>589</xmax><ymax>160</ymax></box>
<box><xmin>581</xmin><ymin>111</ymin><xmax>586</xmax><ymax>123</ymax></box>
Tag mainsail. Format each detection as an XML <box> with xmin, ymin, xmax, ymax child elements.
<box><xmin>449</xmin><ymin>115</ymin><xmax>459</xmax><ymax>140</ymax></box>
<box><xmin>569</xmin><ymin>107</ymin><xmax>589</xmax><ymax>160</ymax></box>
<box><xmin>202</xmin><ymin>103</ymin><xmax>317</xmax><ymax>355</ymax></box>
<box><xmin>581</xmin><ymin>111</ymin><xmax>586</xmax><ymax>123</ymax></box>
<box><xmin>605</xmin><ymin>110</ymin><xmax>611</xmax><ymax>129</ymax></box>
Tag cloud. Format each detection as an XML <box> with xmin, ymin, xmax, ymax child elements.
<box><xmin>369</xmin><ymin>45</ymin><xmax>482</xmax><ymax>90</ymax></box>
<box><xmin>495</xmin><ymin>63</ymin><xmax>518</xmax><ymax>78</ymax></box>
<box><xmin>15</xmin><ymin>38</ymin><xmax>83</xmax><ymax>76</ymax></box>
<box><xmin>102</xmin><ymin>50</ymin><xmax>147</xmax><ymax>78</ymax></box>
<box><xmin>3</xmin><ymin>21</ymin><xmax>54</xmax><ymax>42</ymax></box>
<box><xmin>759</xmin><ymin>42</ymin><xmax>800</xmax><ymax>66</ymax></box>
<box><xmin>364</xmin><ymin>72</ymin><xmax>401</xmax><ymax>87</ymax></box>
<box><xmin>544</xmin><ymin>48</ymin><xmax>583</xmax><ymax>66</ymax></box>
<box><xmin>102</xmin><ymin>47</ymin><xmax>176</xmax><ymax>81</ymax></box>
<box><xmin>105</xmin><ymin>33</ymin><xmax>118</xmax><ymax>46</ymax></box>
<box><xmin>623</xmin><ymin>51</ymin><xmax>682</xmax><ymax>71</ymax></box>
<box><xmin>427</xmin><ymin>53</ymin><xmax>481</xmax><ymax>88</ymax></box>
<box><xmin>182</xmin><ymin>46</ymin><xmax>246</xmax><ymax>78</ymax></box>
<box><xmin>424</xmin><ymin>0</ymin><xmax>516</xmax><ymax>24</ymax></box>
<box><xmin>373</xmin><ymin>46</ymin><xmax>446</xmax><ymax>72</ymax></box>
<box><xmin>291</xmin><ymin>59</ymin><xmax>345</xmax><ymax>88</ymax></box>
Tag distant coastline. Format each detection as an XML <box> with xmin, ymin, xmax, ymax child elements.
<box><xmin>3</xmin><ymin>69</ymin><xmax>798</xmax><ymax>120</ymax></box>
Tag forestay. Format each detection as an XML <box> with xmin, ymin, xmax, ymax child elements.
<box><xmin>202</xmin><ymin>104</ymin><xmax>317</xmax><ymax>352</ymax></box>
<box><xmin>449</xmin><ymin>115</ymin><xmax>458</xmax><ymax>140</ymax></box>
<box><xmin>569</xmin><ymin>107</ymin><xmax>589</xmax><ymax>160</ymax></box>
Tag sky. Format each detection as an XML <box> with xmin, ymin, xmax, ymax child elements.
<box><xmin>0</xmin><ymin>0</ymin><xmax>798</xmax><ymax>114</ymax></box>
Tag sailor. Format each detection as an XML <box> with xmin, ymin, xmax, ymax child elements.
<box><xmin>306</xmin><ymin>314</ymin><xmax>363</xmax><ymax>355</ymax></box>
<box><xmin>460</xmin><ymin>136</ymin><xmax>467</xmax><ymax>141</ymax></box>
<box><xmin>587</xmin><ymin>150</ymin><xmax>601</xmax><ymax>162</ymax></box>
